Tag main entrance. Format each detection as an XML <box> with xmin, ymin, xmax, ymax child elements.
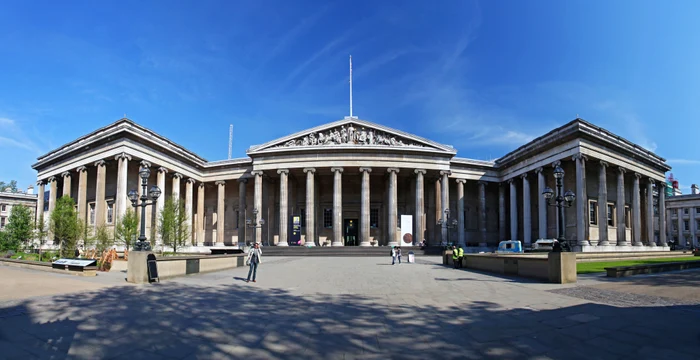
<box><xmin>344</xmin><ymin>219</ymin><xmax>358</xmax><ymax>246</ymax></box>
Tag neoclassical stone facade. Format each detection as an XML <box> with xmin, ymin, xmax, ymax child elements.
<box><xmin>32</xmin><ymin>117</ymin><xmax>671</xmax><ymax>252</ymax></box>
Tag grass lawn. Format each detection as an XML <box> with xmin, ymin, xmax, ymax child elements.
<box><xmin>577</xmin><ymin>256</ymin><xmax>699</xmax><ymax>274</ymax></box>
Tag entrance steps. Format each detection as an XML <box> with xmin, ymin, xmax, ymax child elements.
<box><xmin>260</xmin><ymin>246</ymin><xmax>443</xmax><ymax>257</ymax></box>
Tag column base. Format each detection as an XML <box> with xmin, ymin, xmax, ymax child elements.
<box><xmin>331</xmin><ymin>241</ymin><xmax>344</xmax><ymax>247</ymax></box>
<box><xmin>648</xmin><ymin>242</ymin><xmax>657</xmax><ymax>247</ymax></box>
<box><xmin>359</xmin><ymin>241</ymin><xmax>371</xmax><ymax>247</ymax></box>
<box><xmin>597</xmin><ymin>241</ymin><xmax>610</xmax><ymax>246</ymax></box>
<box><xmin>214</xmin><ymin>242</ymin><xmax>225</xmax><ymax>247</ymax></box>
<box><xmin>632</xmin><ymin>242</ymin><xmax>644</xmax><ymax>246</ymax></box>
<box><xmin>277</xmin><ymin>241</ymin><xmax>289</xmax><ymax>246</ymax></box>
<box><xmin>617</xmin><ymin>241</ymin><xmax>629</xmax><ymax>246</ymax></box>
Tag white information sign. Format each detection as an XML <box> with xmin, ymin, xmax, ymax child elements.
<box><xmin>400</xmin><ymin>215</ymin><xmax>413</xmax><ymax>246</ymax></box>
<box><xmin>52</xmin><ymin>259</ymin><xmax>96</xmax><ymax>267</ymax></box>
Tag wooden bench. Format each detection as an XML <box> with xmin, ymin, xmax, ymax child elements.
<box><xmin>605</xmin><ymin>260</ymin><xmax>700</xmax><ymax>278</ymax></box>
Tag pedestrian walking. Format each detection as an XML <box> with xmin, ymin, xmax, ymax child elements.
<box><xmin>396</xmin><ymin>247</ymin><xmax>402</xmax><ymax>264</ymax></box>
<box><xmin>246</xmin><ymin>243</ymin><xmax>262</xmax><ymax>283</ymax></box>
<box><xmin>391</xmin><ymin>246</ymin><xmax>397</xmax><ymax>265</ymax></box>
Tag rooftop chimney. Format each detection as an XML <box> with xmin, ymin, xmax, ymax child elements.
<box><xmin>692</xmin><ymin>184</ymin><xmax>699</xmax><ymax>195</ymax></box>
<box><xmin>26</xmin><ymin>185</ymin><xmax>34</xmax><ymax>195</ymax></box>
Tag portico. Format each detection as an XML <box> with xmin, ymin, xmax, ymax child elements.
<box><xmin>31</xmin><ymin>117</ymin><xmax>672</xmax><ymax>252</ymax></box>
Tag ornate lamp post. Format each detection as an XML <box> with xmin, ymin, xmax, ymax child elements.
<box><xmin>128</xmin><ymin>166</ymin><xmax>161</xmax><ymax>251</ymax></box>
<box><xmin>437</xmin><ymin>208</ymin><xmax>459</xmax><ymax>246</ymax></box>
<box><xmin>245</xmin><ymin>209</ymin><xmax>266</xmax><ymax>246</ymax></box>
<box><xmin>542</xmin><ymin>165</ymin><xmax>576</xmax><ymax>251</ymax></box>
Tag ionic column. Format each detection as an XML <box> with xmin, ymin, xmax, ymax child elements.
<box><xmin>499</xmin><ymin>183</ymin><xmax>506</xmax><ymax>241</ymax></box>
<box><xmin>76</xmin><ymin>166</ymin><xmax>88</xmax><ymax>224</ymax></box>
<box><xmin>478</xmin><ymin>181</ymin><xmax>488</xmax><ymax>247</ymax></box>
<box><xmin>597</xmin><ymin>161</ymin><xmax>609</xmax><ymax>245</ymax></box>
<box><xmin>509</xmin><ymin>178</ymin><xmax>518</xmax><ymax>240</ymax></box>
<box><xmin>616</xmin><ymin>167</ymin><xmax>627</xmax><ymax>246</ymax></box>
<box><xmin>48</xmin><ymin>176</ymin><xmax>57</xmax><ymax>214</ymax></box>
<box><xmin>303</xmin><ymin>168</ymin><xmax>316</xmax><ymax>246</ymax></box>
<box><xmin>456</xmin><ymin>179</ymin><xmax>466</xmax><ymax>247</ymax></box>
<box><xmin>156</xmin><ymin>167</ymin><xmax>167</xmax><ymax>219</ymax></box>
<box><xmin>415</xmin><ymin>169</ymin><xmax>426</xmax><ymax>245</ymax></box>
<box><xmin>61</xmin><ymin>172</ymin><xmax>72</xmax><ymax>198</ymax></box>
<box><xmin>658</xmin><ymin>183</ymin><xmax>667</xmax><ymax>246</ymax></box>
<box><xmin>435</xmin><ymin>177</ymin><xmax>442</xmax><ymax>244</ymax></box>
<box><xmin>330</xmin><ymin>168</ymin><xmax>344</xmax><ymax>246</ymax></box>
<box><xmin>252</xmin><ymin>170</ymin><xmax>264</xmax><ymax>245</ymax></box>
<box><xmin>215</xmin><ymin>180</ymin><xmax>226</xmax><ymax>246</ymax></box>
<box><xmin>632</xmin><ymin>173</ymin><xmax>642</xmax><ymax>246</ymax></box>
<box><xmin>647</xmin><ymin>179</ymin><xmax>656</xmax><ymax>246</ymax></box>
<box><xmin>678</xmin><ymin>208</ymin><xmax>684</xmax><ymax>247</ymax></box>
<box><xmin>197</xmin><ymin>183</ymin><xmax>205</xmax><ymax>246</ymax></box>
<box><xmin>360</xmin><ymin>167</ymin><xmax>372</xmax><ymax>246</ymax></box>
<box><xmin>388</xmin><ymin>168</ymin><xmax>400</xmax><ymax>246</ymax></box>
<box><xmin>185</xmin><ymin>178</ymin><xmax>195</xmax><ymax>245</ymax></box>
<box><xmin>115</xmin><ymin>153</ymin><xmax>130</xmax><ymax>222</ymax></box>
<box><xmin>573</xmin><ymin>154</ymin><xmax>589</xmax><ymax>246</ymax></box>
<box><xmin>94</xmin><ymin>160</ymin><xmax>107</xmax><ymax>227</ymax></box>
<box><xmin>238</xmin><ymin>179</ymin><xmax>247</xmax><ymax>246</ymax></box>
<box><xmin>36</xmin><ymin>181</ymin><xmax>45</xmax><ymax>226</ymax></box>
<box><xmin>521</xmin><ymin>173</ymin><xmax>531</xmax><ymax>247</ymax></box>
<box><xmin>172</xmin><ymin>172</ymin><xmax>183</xmax><ymax>199</ymax></box>
<box><xmin>278</xmin><ymin>170</ymin><xmax>290</xmax><ymax>246</ymax></box>
<box><xmin>440</xmin><ymin>170</ymin><xmax>450</xmax><ymax>245</ymax></box>
<box><xmin>536</xmin><ymin>168</ymin><xmax>547</xmax><ymax>240</ymax></box>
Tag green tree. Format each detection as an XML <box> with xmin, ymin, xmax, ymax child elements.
<box><xmin>158</xmin><ymin>198</ymin><xmax>189</xmax><ymax>254</ymax></box>
<box><xmin>4</xmin><ymin>205</ymin><xmax>33</xmax><ymax>250</ymax></box>
<box><xmin>35</xmin><ymin>213</ymin><xmax>48</xmax><ymax>261</ymax></box>
<box><xmin>0</xmin><ymin>231</ymin><xmax>9</xmax><ymax>252</ymax></box>
<box><xmin>92</xmin><ymin>224</ymin><xmax>113</xmax><ymax>254</ymax></box>
<box><xmin>50</xmin><ymin>196</ymin><xmax>83</xmax><ymax>258</ymax></box>
<box><xmin>0</xmin><ymin>180</ymin><xmax>18</xmax><ymax>192</ymax></box>
<box><xmin>115</xmin><ymin>208</ymin><xmax>139</xmax><ymax>251</ymax></box>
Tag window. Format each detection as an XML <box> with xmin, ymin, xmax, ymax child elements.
<box><xmin>607</xmin><ymin>204</ymin><xmax>615</xmax><ymax>227</ymax></box>
<box><xmin>0</xmin><ymin>217</ymin><xmax>5</xmax><ymax>228</ymax></box>
<box><xmin>672</xmin><ymin>209</ymin><xmax>677</xmax><ymax>216</ymax></box>
<box><xmin>696</xmin><ymin>207</ymin><xmax>700</xmax><ymax>215</ymax></box>
<box><xmin>300</xmin><ymin>208</ymin><xmax>305</xmax><ymax>227</ymax></box>
<box><xmin>624</xmin><ymin>206</ymin><xmax>631</xmax><ymax>228</ymax></box>
<box><xmin>89</xmin><ymin>203</ymin><xmax>96</xmax><ymax>225</ymax></box>
<box><xmin>107</xmin><ymin>202</ymin><xmax>114</xmax><ymax>224</ymax></box>
<box><xmin>684</xmin><ymin>220</ymin><xmax>689</xmax><ymax>231</ymax></box>
<box><xmin>370</xmin><ymin>209</ymin><xmax>379</xmax><ymax>228</ymax></box>
<box><xmin>589</xmin><ymin>200</ymin><xmax>598</xmax><ymax>225</ymax></box>
<box><xmin>323</xmin><ymin>209</ymin><xmax>332</xmax><ymax>228</ymax></box>
<box><xmin>697</xmin><ymin>220</ymin><xmax>700</xmax><ymax>230</ymax></box>
<box><xmin>672</xmin><ymin>222</ymin><xmax>677</xmax><ymax>231</ymax></box>
<box><xmin>654</xmin><ymin>205</ymin><xmax>659</xmax><ymax>216</ymax></box>
<box><xmin>0</xmin><ymin>204</ymin><xmax>5</xmax><ymax>212</ymax></box>
<box><xmin>684</xmin><ymin>208</ymin><xmax>689</xmax><ymax>215</ymax></box>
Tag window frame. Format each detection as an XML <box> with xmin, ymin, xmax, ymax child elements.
<box><xmin>370</xmin><ymin>209</ymin><xmax>379</xmax><ymax>228</ymax></box>
<box><xmin>589</xmin><ymin>200</ymin><xmax>598</xmax><ymax>225</ymax></box>
<box><xmin>624</xmin><ymin>205</ymin><xmax>631</xmax><ymax>229</ymax></box>
<box><xmin>0</xmin><ymin>217</ymin><xmax>5</xmax><ymax>228</ymax></box>
<box><xmin>684</xmin><ymin>208</ymin><xmax>689</xmax><ymax>215</ymax></box>
<box><xmin>106</xmin><ymin>201</ymin><xmax>114</xmax><ymax>224</ymax></box>
<box><xmin>684</xmin><ymin>220</ymin><xmax>689</xmax><ymax>231</ymax></box>
<box><xmin>606</xmin><ymin>203</ymin><xmax>615</xmax><ymax>227</ymax></box>
<box><xmin>89</xmin><ymin>202</ymin><xmax>96</xmax><ymax>225</ymax></box>
<box><xmin>0</xmin><ymin>204</ymin><xmax>6</xmax><ymax>212</ymax></box>
<box><xmin>323</xmin><ymin>208</ymin><xmax>332</xmax><ymax>228</ymax></box>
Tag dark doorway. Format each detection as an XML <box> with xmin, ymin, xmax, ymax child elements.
<box><xmin>344</xmin><ymin>219</ymin><xmax>358</xmax><ymax>246</ymax></box>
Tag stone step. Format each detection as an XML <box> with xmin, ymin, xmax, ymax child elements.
<box><xmin>260</xmin><ymin>246</ymin><xmax>443</xmax><ymax>257</ymax></box>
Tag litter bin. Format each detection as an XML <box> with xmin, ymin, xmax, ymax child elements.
<box><xmin>408</xmin><ymin>251</ymin><xmax>415</xmax><ymax>263</ymax></box>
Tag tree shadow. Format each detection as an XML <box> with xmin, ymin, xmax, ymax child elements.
<box><xmin>0</xmin><ymin>280</ymin><xmax>699</xmax><ymax>359</ymax></box>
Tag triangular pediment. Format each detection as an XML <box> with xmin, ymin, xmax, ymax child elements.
<box><xmin>247</xmin><ymin>118</ymin><xmax>456</xmax><ymax>155</ymax></box>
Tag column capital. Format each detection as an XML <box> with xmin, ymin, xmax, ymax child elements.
<box><xmin>76</xmin><ymin>165</ymin><xmax>88</xmax><ymax>173</ymax></box>
<box><xmin>198</xmin><ymin>182</ymin><xmax>205</xmax><ymax>189</ymax></box>
<box><xmin>478</xmin><ymin>180</ymin><xmax>488</xmax><ymax>186</ymax></box>
<box><xmin>359</xmin><ymin>167</ymin><xmax>372</xmax><ymax>173</ymax></box>
<box><xmin>61</xmin><ymin>171</ymin><xmax>71</xmax><ymax>178</ymax></box>
<box><xmin>237</xmin><ymin>178</ymin><xmax>248</xmax><ymax>183</ymax></box>
<box><xmin>158</xmin><ymin>167</ymin><xmax>168</xmax><ymax>174</ymax></box>
<box><xmin>507</xmin><ymin>178</ymin><xmax>516</xmax><ymax>184</ymax></box>
<box><xmin>439</xmin><ymin>170</ymin><xmax>451</xmax><ymax>176</ymax></box>
<box><xmin>251</xmin><ymin>170</ymin><xmax>264</xmax><ymax>176</ymax></box>
<box><xmin>572</xmin><ymin>153</ymin><xmax>588</xmax><ymax>162</ymax></box>
<box><xmin>114</xmin><ymin>152</ymin><xmax>132</xmax><ymax>161</ymax></box>
<box><xmin>647</xmin><ymin>178</ymin><xmax>655</xmax><ymax>185</ymax></box>
<box><xmin>634</xmin><ymin>172</ymin><xmax>643</xmax><ymax>179</ymax></box>
<box><xmin>387</xmin><ymin>168</ymin><xmax>400</xmax><ymax>174</ymax></box>
<box><xmin>551</xmin><ymin>160</ymin><xmax>561</xmax><ymax>168</ymax></box>
<box><xmin>303</xmin><ymin>168</ymin><xmax>316</xmax><ymax>174</ymax></box>
<box><xmin>140</xmin><ymin>160</ymin><xmax>151</xmax><ymax>168</ymax></box>
<box><xmin>277</xmin><ymin>169</ymin><xmax>289</xmax><ymax>175</ymax></box>
<box><xmin>535</xmin><ymin>167</ymin><xmax>544</xmax><ymax>174</ymax></box>
<box><xmin>414</xmin><ymin>169</ymin><xmax>426</xmax><ymax>175</ymax></box>
<box><xmin>186</xmin><ymin>178</ymin><xmax>196</xmax><ymax>184</ymax></box>
<box><xmin>618</xmin><ymin>166</ymin><xmax>627</xmax><ymax>174</ymax></box>
<box><xmin>94</xmin><ymin>159</ymin><xmax>106</xmax><ymax>167</ymax></box>
<box><xmin>47</xmin><ymin>176</ymin><xmax>57</xmax><ymax>183</ymax></box>
<box><xmin>520</xmin><ymin>173</ymin><xmax>528</xmax><ymax>179</ymax></box>
<box><xmin>330</xmin><ymin>167</ymin><xmax>344</xmax><ymax>173</ymax></box>
<box><xmin>172</xmin><ymin>172</ymin><xmax>184</xmax><ymax>179</ymax></box>
<box><xmin>36</xmin><ymin>180</ymin><xmax>45</xmax><ymax>186</ymax></box>
<box><xmin>215</xmin><ymin>180</ymin><xmax>226</xmax><ymax>186</ymax></box>
<box><xmin>599</xmin><ymin>160</ymin><xmax>609</xmax><ymax>168</ymax></box>
<box><xmin>455</xmin><ymin>178</ymin><xmax>467</xmax><ymax>184</ymax></box>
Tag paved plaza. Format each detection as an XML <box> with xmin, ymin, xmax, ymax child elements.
<box><xmin>1</xmin><ymin>257</ymin><xmax>699</xmax><ymax>360</ymax></box>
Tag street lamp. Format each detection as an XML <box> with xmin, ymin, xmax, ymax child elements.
<box><xmin>245</xmin><ymin>208</ymin><xmax>266</xmax><ymax>246</ymax></box>
<box><xmin>542</xmin><ymin>165</ymin><xmax>576</xmax><ymax>251</ymax></box>
<box><xmin>437</xmin><ymin>208</ymin><xmax>459</xmax><ymax>246</ymax></box>
<box><xmin>128</xmin><ymin>166</ymin><xmax>161</xmax><ymax>251</ymax></box>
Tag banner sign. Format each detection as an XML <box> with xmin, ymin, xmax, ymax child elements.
<box><xmin>400</xmin><ymin>215</ymin><xmax>413</xmax><ymax>246</ymax></box>
<box><xmin>52</xmin><ymin>259</ymin><xmax>96</xmax><ymax>267</ymax></box>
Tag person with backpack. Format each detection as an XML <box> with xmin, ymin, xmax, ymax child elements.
<box><xmin>245</xmin><ymin>243</ymin><xmax>262</xmax><ymax>283</ymax></box>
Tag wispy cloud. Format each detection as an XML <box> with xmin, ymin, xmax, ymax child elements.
<box><xmin>0</xmin><ymin>117</ymin><xmax>45</xmax><ymax>155</ymax></box>
<box><xmin>667</xmin><ymin>159</ymin><xmax>700</xmax><ymax>165</ymax></box>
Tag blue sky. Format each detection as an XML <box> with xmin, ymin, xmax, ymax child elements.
<box><xmin>1</xmin><ymin>0</ymin><xmax>699</xmax><ymax>191</ymax></box>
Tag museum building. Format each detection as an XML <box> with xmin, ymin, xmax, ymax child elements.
<box><xmin>32</xmin><ymin>117</ymin><xmax>672</xmax><ymax>252</ymax></box>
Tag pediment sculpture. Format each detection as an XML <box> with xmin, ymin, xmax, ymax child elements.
<box><xmin>276</xmin><ymin>124</ymin><xmax>424</xmax><ymax>148</ymax></box>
